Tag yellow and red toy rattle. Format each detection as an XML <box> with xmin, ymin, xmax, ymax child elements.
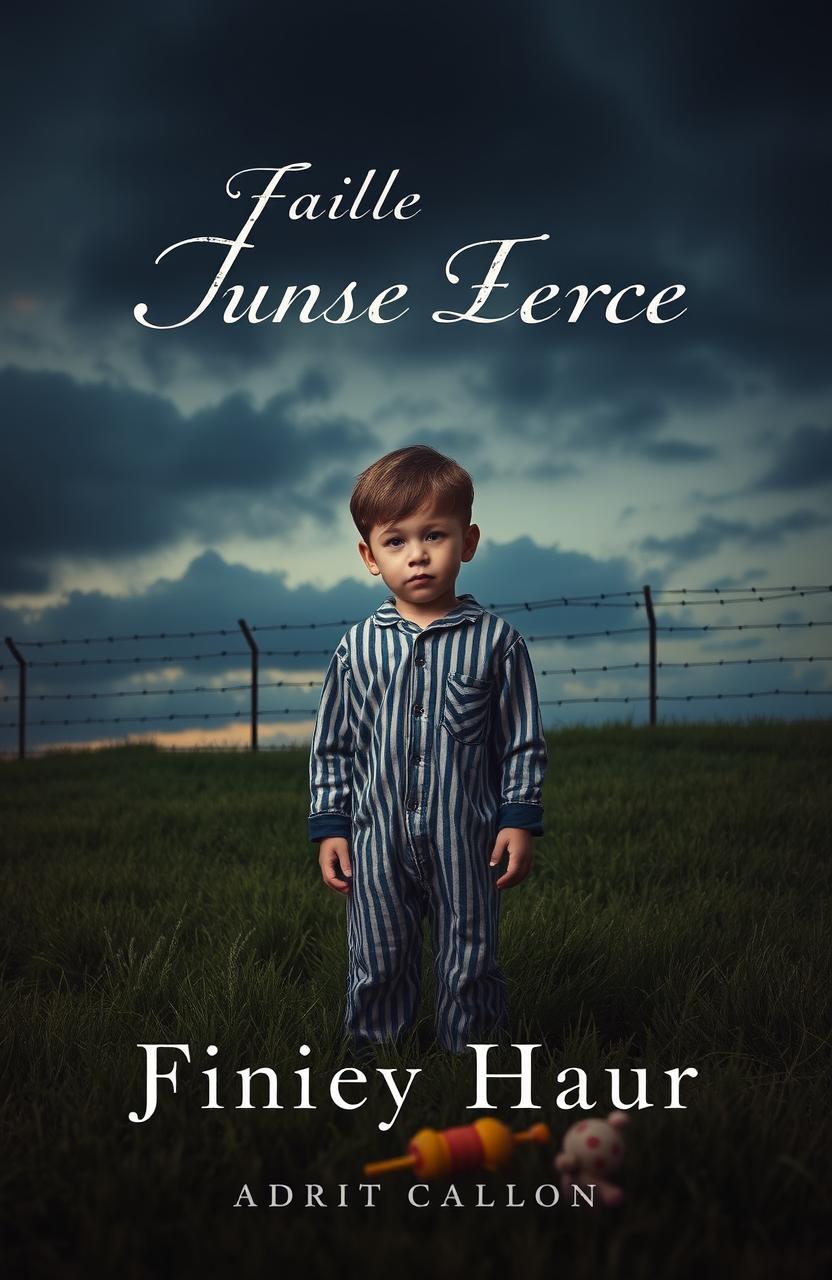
<box><xmin>363</xmin><ymin>1118</ymin><xmax>551</xmax><ymax>1179</ymax></box>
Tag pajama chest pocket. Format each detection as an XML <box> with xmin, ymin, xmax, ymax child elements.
<box><xmin>441</xmin><ymin>673</ymin><xmax>493</xmax><ymax>746</ymax></box>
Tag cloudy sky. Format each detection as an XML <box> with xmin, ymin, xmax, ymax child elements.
<box><xmin>2</xmin><ymin>1</ymin><xmax>830</xmax><ymax>750</ymax></box>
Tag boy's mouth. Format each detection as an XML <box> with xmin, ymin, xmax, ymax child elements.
<box><xmin>408</xmin><ymin>574</ymin><xmax>433</xmax><ymax>583</ymax></box>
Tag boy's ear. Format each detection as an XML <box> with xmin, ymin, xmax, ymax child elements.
<box><xmin>461</xmin><ymin>523</ymin><xmax>480</xmax><ymax>563</ymax></box>
<box><xmin>357</xmin><ymin>540</ymin><xmax>381</xmax><ymax>576</ymax></box>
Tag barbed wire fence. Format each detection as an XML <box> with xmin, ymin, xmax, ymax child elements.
<box><xmin>3</xmin><ymin>583</ymin><xmax>831</xmax><ymax>758</ymax></box>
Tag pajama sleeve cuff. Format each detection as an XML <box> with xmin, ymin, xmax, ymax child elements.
<box><xmin>497</xmin><ymin>802</ymin><xmax>544</xmax><ymax>836</ymax></box>
<box><xmin>309</xmin><ymin>812</ymin><xmax>352</xmax><ymax>843</ymax></box>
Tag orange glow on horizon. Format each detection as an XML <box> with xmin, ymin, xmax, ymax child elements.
<box><xmin>7</xmin><ymin>718</ymin><xmax>316</xmax><ymax>756</ymax></box>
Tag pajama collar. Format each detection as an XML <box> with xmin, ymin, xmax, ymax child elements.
<box><xmin>372</xmin><ymin>592</ymin><xmax>484</xmax><ymax>630</ymax></box>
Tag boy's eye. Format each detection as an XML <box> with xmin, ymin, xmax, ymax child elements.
<box><xmin>384</xmin><ymin>530</ymin><xmax>445</xmax><ymax>547</ymax></box>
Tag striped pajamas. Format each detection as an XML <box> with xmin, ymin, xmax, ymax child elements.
<box><xmin>308</xmin><ymin>593</ymin><xmax>548</xmax><ymax>1054</ymax></box>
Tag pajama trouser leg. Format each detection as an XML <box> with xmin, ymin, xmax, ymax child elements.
<box><xmin>427</xmin><ymin>837</ymin><xmax>509</xmax><ymax>1054</ymax></box>
<box><xmin>344</xmin><ymin>835</ymin><xmax>427</xmax><ymax>1050</ymax></box>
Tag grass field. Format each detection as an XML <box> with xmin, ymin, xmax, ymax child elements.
<box><xmin>1</xmin><ymin>721</ymin><xmax>831</xmax><ymax>1279</ymax></box>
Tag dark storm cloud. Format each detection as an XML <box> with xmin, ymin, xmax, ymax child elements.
<box><xmin>0</xmin><ymin>365</ymin><xmax>375</xmax><ymax>591</ymax></box>
<box><xmin>370</xmin><ymin>395</ymin><xmax>442</xmax><ymax>424</ymax></box>
<box><xmin>0</xmin><ymin>552</ymin><xmax>50</xmax><ymax>595</ymax></box>
<box><xmin>467</xmin><ymin>341</ymin><xmax>735</xmax><ymax>441</ymax></box>
<box><xmin>637</xmin><ymin>439</ymin><xmax>716</xmax><ymax>464</ymax></box>
<box><xmin>753</xmin><ymin>424</ymin><xmax>832</xmax><ymax>491</ymax></box>
<box><xmin>3</xmin><ymin>0</ymin><xmax>830</xmax><ymax>426</ymax></box>
<box><xmin>521</xmin><ymin>461</ymin><xmax>581</xmax><ymax>482</ymax></box>
<box><xmin>307</xmin><ymin>467</ymin><xmax>360</xmax><ymax>514</ymax></box>
<box><xmin>639</xmin><ymin>509</ymin><xmax>831</xmax><ymax>567</ymax></box>
<box><xmin>461</xmin><ymin>536</ymin><xmax>638</xmax><ymax>608</ymax></box>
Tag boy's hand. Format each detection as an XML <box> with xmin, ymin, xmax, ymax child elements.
<box><xmin>319</xmin><ymin>837</ymin><xmax>353</xmax><ymax>896</ymax></box>
<box><xmin>489</xmin><ymin>827</ymin><xmax>534</xmax><ymax>890</ymax></box>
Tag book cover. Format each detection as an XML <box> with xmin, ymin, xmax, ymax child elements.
<box><xmin>2</xmin><ymin>4</ymin><xmax>829</xmax><ymax>1277</ymax></box>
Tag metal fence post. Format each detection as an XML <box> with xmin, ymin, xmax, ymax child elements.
<box><xmin>642</xmin><ymin>585</ymin><xmax>657</xmax><ymax>725</ymax></box>
<box><xmin>4</xmin><ymin>636</ymin><xmax>27</xmax><ymax>759</ymax></box>
<box><xmin>237</xmin><ymin>619</ymin><xmax>259</xmax><ymax>751</ymax></box>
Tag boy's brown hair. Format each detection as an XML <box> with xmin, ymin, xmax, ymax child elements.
<box><xmin>350</xmin><ymin>444</ymin><xmax>474</xmax><ymax>544</ymax></box>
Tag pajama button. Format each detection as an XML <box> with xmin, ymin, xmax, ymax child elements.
<box><xmin>413</xmin><ymin>704</ymin><xmax>423</xmax><ymax>716</ymax></box>
<box><xmin>407</xmin><ymin>799</ymin><xmax>418</xmax><ymax>810</ymax></box>
<box><xmin>413</xmin><ymin>753</ymin><xmax>421</xmax><ymax>763</ymax></box>
<box><xmin>415</xmin><ymin>657</ymin><xmax>426</xmax><ymax>667</ymax></box>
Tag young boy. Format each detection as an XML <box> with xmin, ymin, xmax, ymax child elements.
<box><xmin>308</xmin><ymin>444</ymin><xmax>548</xmax><ymax>1055</ymax></box>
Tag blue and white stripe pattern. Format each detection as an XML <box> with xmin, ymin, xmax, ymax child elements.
<box><xmin>308</xmin><ymin>592</ymin><xmax>548</xmax><ymax>1053</ymax></box>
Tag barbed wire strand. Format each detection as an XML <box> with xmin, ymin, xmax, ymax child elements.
<box><xmin>5</xmin><ymin>654</ymin><xmax>831</xmax><ymax>704</ymax></box>
<box><xmin>0</xmin><ymin>617</ymin><xmax>828</xmax><ymax>671</ymax></box>
<box><xmin>10</xmin><ymin>583</ymin><xmax>831</xmax><ymax>648</ymax></box>
<box><xmin>4</xmin><ymin>687</ymin><xmax>831</xmax><ymax>730</ymax></box>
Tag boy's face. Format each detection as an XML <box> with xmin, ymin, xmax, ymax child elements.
<box><xmin>358</xmin><ymin>500</ymin><xmax>479</xmax><ymax>608</ymax></box>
